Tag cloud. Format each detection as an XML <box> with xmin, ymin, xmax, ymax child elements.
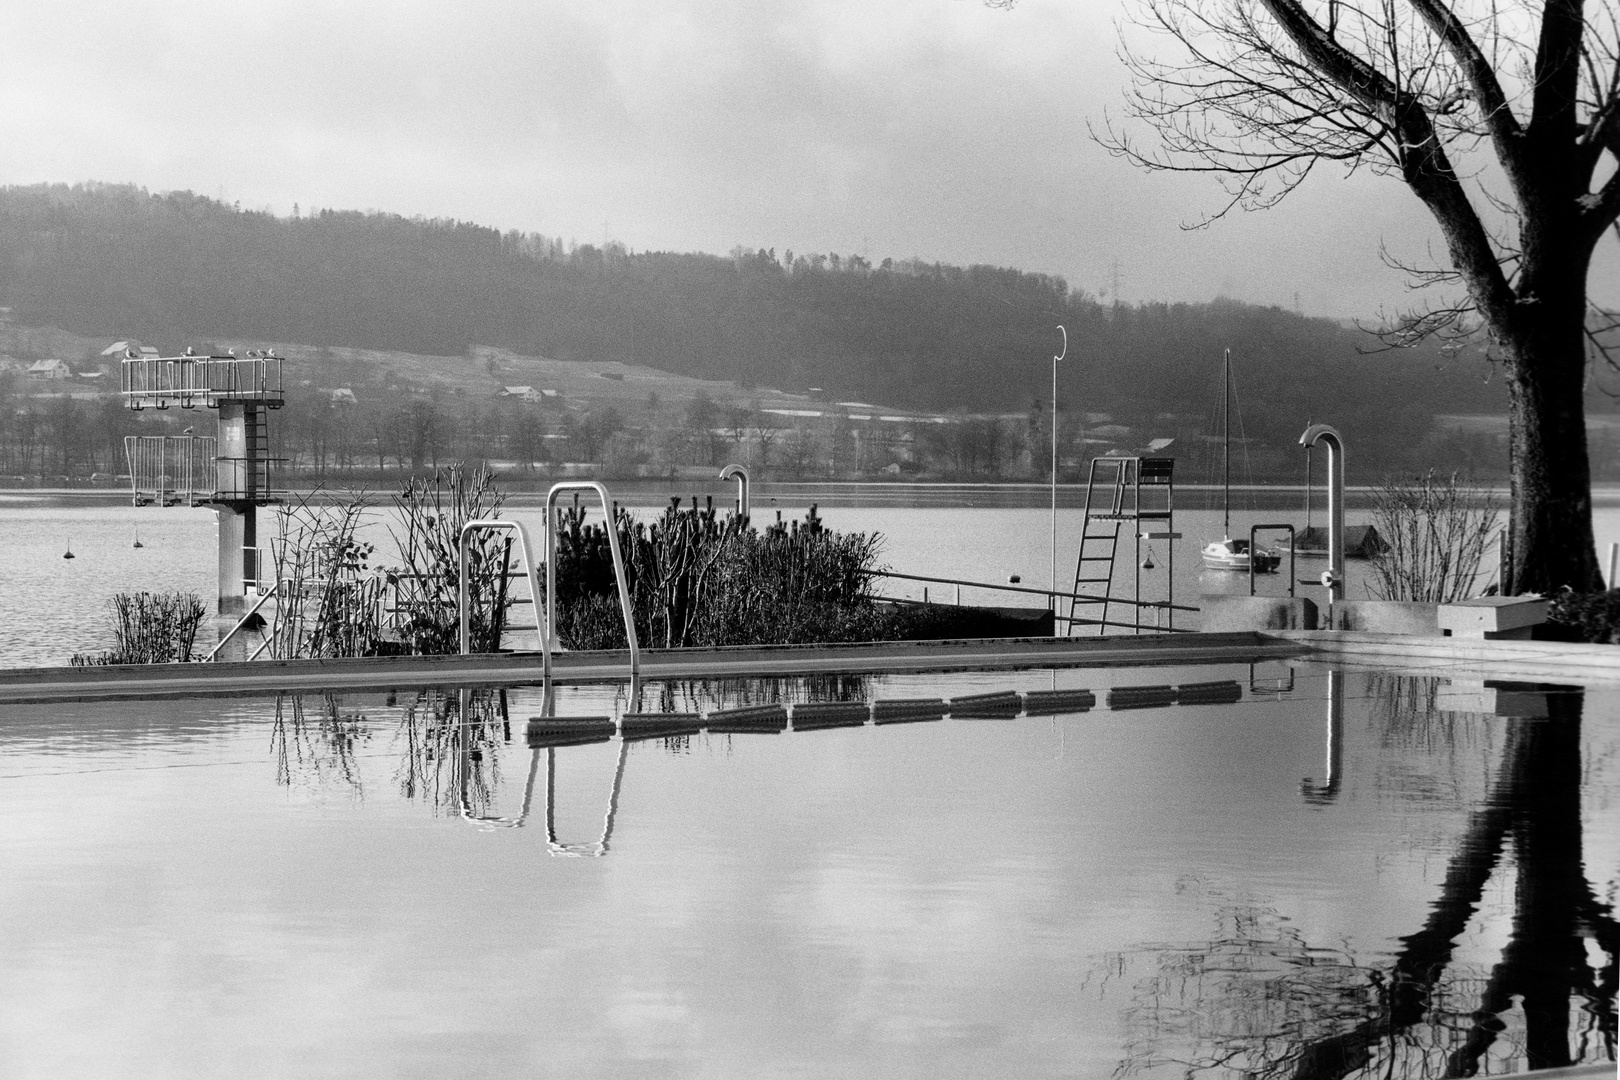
<box><xmin>1</xmin><ymin>0</ymin><xmax>1582</xmax><ymax>317</ymax></box>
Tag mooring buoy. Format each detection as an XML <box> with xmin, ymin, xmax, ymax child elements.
<box><xmin>63</xmin><ymin>546</ymin><xmax>75</xmax><ymax>560</ymax></box>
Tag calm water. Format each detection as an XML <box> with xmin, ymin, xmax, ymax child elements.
<box><xmin>0</xmin><ymin>663</ymin><xmax>1614</xmax><ymax>1077</ymax></box>
<box><xmin>7</xmin><ymin>491</ymin><xmax>1616</xmax><ymax>667</ymax></box>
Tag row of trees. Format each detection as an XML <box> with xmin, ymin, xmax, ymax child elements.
<box><xmin>5</xmin><ymin>376</ymin><xmax>1564</xmax><ymax>484</ymax></box>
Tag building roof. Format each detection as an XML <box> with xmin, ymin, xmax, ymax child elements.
<box><xmin>27</xmin><ymin>358</ymin><xmax>68</xmax><ymax>373</ymax></box>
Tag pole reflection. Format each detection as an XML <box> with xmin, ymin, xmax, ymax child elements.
<box><xmin>1300</xmin><ymin>668</ymin><xmax>1344</xmax><ymax>806</ymax></box>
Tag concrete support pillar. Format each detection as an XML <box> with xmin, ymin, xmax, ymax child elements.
<box><xmin>214</xmin><ymin>401</ymin><xmax>259</xmax><ymax>616</ymax></box>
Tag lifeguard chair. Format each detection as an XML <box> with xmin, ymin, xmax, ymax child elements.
<box><xmin>122</xmin><ymin>348</ymin><xmax>285</xmax><ymax>613</ymax></box>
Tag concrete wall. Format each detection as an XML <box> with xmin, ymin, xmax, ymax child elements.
<box><xmin>1201</xmin><ymin>595</ymin><xmax>1319</xmax><ymax>631</ymax></box>
<box><xmin>1331</xmin><ymin>600</ymin><xmax>1442</xmax><ymax>636</ymax></box>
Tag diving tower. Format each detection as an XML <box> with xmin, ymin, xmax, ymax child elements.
<box><xmin>122</xmin><ymin>349</ymin><xmax>286</xmax><ymax>614</ymax></box>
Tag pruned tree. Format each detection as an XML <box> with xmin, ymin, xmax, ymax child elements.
<box><xmin>1086</xmin><ymin>0</ymin><xmax>1616</xmax><ymax>593</ymax></box>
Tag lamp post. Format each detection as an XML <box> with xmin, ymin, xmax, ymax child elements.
<box><xmin>1051</xmin><ymin>325</ymin><xmax>1067</xmax><ymax>619</ymax></box>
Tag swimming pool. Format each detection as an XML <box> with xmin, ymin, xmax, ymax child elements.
<box><xmin>1</xmin><ymin>660</ymin><xmax>1614</xmax><ymax>1078</ymax></box>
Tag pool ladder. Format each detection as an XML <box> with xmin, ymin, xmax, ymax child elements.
<box><xmin>458</xmin><ymin>480</ymin><xmax>641</xmax><ymax>685</ymax></box>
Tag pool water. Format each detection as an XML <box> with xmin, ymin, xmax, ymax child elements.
<box><xmin>0</xmin><ymin>661</ymin><xmax>1615</xmax><ymax>1078</ymax></box>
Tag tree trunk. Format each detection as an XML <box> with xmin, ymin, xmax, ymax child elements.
<box><xmin>1502</xmin><ymin>283</ymin><xmax>1604</xmax><ymax>595</ymax></box>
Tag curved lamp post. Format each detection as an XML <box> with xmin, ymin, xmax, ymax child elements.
<box><xmin>719</xmin><ymin>463</ymin><xmax>750</xmax><ymax>522</ymax></box>
<box><xmin>1298</xmin><ymin>424</ymin><xmax>1345</xmax><ymax>606</ymax></box>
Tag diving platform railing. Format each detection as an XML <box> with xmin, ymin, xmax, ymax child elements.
<box><xmin>121</xmin><ymin>351</ymin><xmax>285</xmax><ymax>410</ymax></box>
<box><xmin>123</xmin><ymin>435</ymin><xmax>217</xmax><ymax>506</ymax></box>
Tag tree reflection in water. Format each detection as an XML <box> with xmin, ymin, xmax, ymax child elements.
<box><xmin>1112</xmin><ymin>680</ymin><xmax>1617</xmax><ymax>1078</ymax></box>
<box><xmin>270</xmin><ymin>692</ymin><xmax>372</xmax><ymax>795</ymax></box>
<box><xmin>391</xmin><ymin>688</ymin><xmax>509</xmax><ymax>817</ymax></box>
<box><xmin>264</xmin><ymin>675</ymin><xmax>871</xmax><ymax>814</ymax></box>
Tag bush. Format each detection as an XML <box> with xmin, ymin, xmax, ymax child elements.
<box><xmin>551</xmin><ymin>500</ymin><xmax>889</xmax><ymax>649</ymax></box>
<box><xmin>71</xmin><ymin>591</ymin><xmax>207</xmax><ymax>665</ymax></box>
<box><xmin>1544</xmin><ymin>587</ymin><xmax>1620</xmax><ymax>644</ymax></box>
<box><xmin>389</xmin><ymin>464</ymin><xmax>513</xmax><ymax>654</ymax></box>
<box><xmin>1367</xmin><ymin>471</ymin><xmax>1499</xmax><ymax>602</ymax></box>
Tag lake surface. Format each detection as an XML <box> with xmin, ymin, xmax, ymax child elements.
<box><xmin>0</xmin><ymin>663</ymin><xmax>1613</xmax><ymax>1078</ymax></box>
<box><xmin>5</xmin><ymin>489</ymin><xmax>1616</xmax><ymax>667</ymax></box>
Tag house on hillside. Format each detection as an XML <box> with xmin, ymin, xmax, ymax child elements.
<box><xmin>499</xmin><ymin>385</ymin><xmax>555</xmax><ymax>403</ymax></box>
<box><xmin>28</xmin><ymin>358</ymin><xmax>71</xmax><ymax>380</ymax></box>
<box><xmin>329</xmin><ymin>388</ymin><xmax>358</xmax><ymax>407</ymax></box>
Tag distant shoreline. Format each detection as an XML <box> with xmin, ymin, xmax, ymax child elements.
<box><xmin>7</xmin><ymin>481</ymin><xmax>1619</xmax><ymax>510</ymax></box>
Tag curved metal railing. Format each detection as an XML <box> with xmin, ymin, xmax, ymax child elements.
<box><xmin>545</xmin><ymin>481</ymin><xmax>640</xmax><ymax>678</ymax></box>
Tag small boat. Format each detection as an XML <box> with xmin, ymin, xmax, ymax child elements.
<box><xmin>1202</xmin><ymin>536</ymin><xmax>1281</xmax><ymax>572</ymax></box>
<box><xmin>63</xmin><ymin>544</ymin><xmax>75</xmax><ymax>560</ymax></box>
<box><xmin>1202</xmin><ymin>348</ymin><xmax>1280</xmax><ymax>573</ymax></box>
<box><xmin>132</xmin><ymin>529</ymin><xmax>144</xmax><ymax>549</ymax></box>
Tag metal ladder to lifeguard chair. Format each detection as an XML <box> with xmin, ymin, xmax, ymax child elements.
<box><xmin>1064</xmin><ymin>456</ymin><xmax>1179</xmax><ymax>635</ymax></box>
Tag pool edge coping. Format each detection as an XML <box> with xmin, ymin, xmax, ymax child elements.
<box><xmin>0</xmin><ymin>632</ymin><xmax>1305</xmax><ymax>704</ymax></box>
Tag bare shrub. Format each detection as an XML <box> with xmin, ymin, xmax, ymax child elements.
<box><xmin>390</xmin><ymin>464</ymin><xmax>512</xmax><ymax>654</ymax></box>
<box><xmin>71</xmin><ymin>591</ymin><xmax>208</xmax><ymax>665</ymax></box>
<box><xmin>268</xmin><ymin>491</ymin><xmax>387</xmax><ymax>658</ymax></box>
<box><xmin>1367</xmin><ymin>473</ymin><xmax>1499</xmax><ymax>603</ymax></box>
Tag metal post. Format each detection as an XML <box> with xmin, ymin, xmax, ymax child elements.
<box><xmin>1051</xmin><ymin>325</ymin><xmax>1066</xmax><ymax>619</ymax></box>
<box><xmin>1608</xmin><ymin>542</ymin><xmax>1618</xmax><ymax>590</ymax></box>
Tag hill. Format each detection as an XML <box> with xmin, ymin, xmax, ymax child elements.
<box><xmin>0</xmin><ymin>179</ymin><xmax>1590</xmax><ymax>481</ymax></box>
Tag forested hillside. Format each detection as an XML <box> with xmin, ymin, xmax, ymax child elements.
<box><xmin>0</xmin><ymin>180</ymin><xmax>1552</xmax><ymax>480</ymax></box>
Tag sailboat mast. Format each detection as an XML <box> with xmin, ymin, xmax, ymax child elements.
<box><xmin>1222</xmin><ymin>348</ymin><xmax>1230</xmax><ymax>537</ymax></box>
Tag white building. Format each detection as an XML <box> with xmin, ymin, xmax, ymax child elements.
<box><xmin>27</xmin><ymin>358</ymin><xmax>71</xmax><ymax>380</ymax></box>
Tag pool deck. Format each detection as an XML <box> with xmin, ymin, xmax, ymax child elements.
<box><xmin>2</xmin><ymin>630</ymin><xmax>1615</xmax><ymax>704</ymax></box>
<box><xmin>1267</xmin><ymin>630</ymin><xmax>1620</xmax><ymax>684</ymax></box>
<box><xmin>0</xmin><ymin>632</ymin><xmax>1304</xmax><ymax>704</ymax></box>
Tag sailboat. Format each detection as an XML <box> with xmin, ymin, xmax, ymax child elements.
<box><xmin>1201</xmin><ymin>348</ymin><xmax>1282</xmax><ymax>573</ymax></box>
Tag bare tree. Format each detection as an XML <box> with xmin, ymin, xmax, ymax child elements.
<box><xmin>1087</xmin><ymin>0</ymin><xmax>1616</xmax><ymax>593</ymax></box>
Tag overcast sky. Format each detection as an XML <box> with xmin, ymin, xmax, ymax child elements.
<box><xmin>4</xmin><ymin>0</ymin><xmax>1615</xmax><ymax>318</ymax></box>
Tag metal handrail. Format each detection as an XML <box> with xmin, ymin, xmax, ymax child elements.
<box><xmin>458</xmin><ymin>519</ymin><xmax>549</xmax><ymax>682</ymax></box>
<box><xmin>204</xmin><ymin>580</ymin><xmax>283</xmax><ymax>661</ymax></box>
<box><xmin>719</xmin><ymin>463</ymin><xmax>750</xmax><ymax>521</ymax></box>
<box><xmin>1248</xmin><ymin>524</ymin><xmax>1297</xmax><ymax>598</ymax></box>
<box><xmin>546</xmin><ymin>481</ymin><xmax>640</xmax><ymax>678</ymax></box>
